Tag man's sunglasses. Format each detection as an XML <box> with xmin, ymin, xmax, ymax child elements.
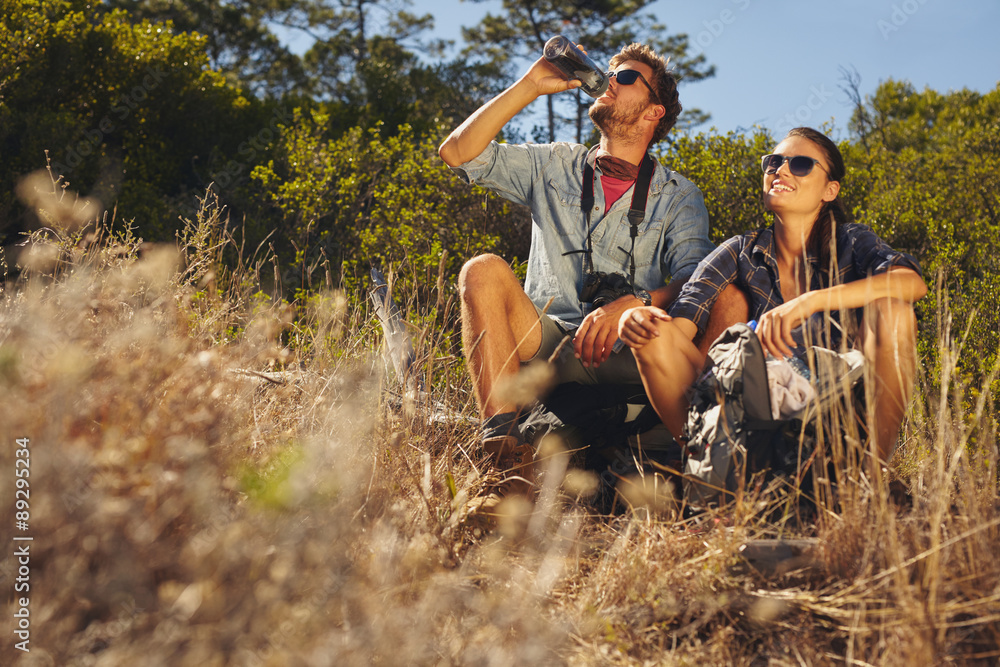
<box><xmin>760</xmin><ymin>153</ymin><xmax>830</xmax><ymax>177</ymax></box>
<box><xmin>607</xmin><ymin>69</ymin><xmax>660</xmax><ymax>104</ymax></box>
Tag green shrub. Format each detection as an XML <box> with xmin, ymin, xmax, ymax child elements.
<box><xmin>0</xmin><ymin>0</ymin><xmax>264</xmax><ymax>242</ymax></box>
<box><xmin>251</xmin><ymin>112</ymin><xmax>530</xmax><ymax>302</ymax></box>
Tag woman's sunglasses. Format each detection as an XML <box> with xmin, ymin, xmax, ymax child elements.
<box><xmin>760</xmin><ymin>154</ymin><xmax>830</xmax><ymax>177</ymax></box>
<box><xmin>606</xmin><ymin>69</ymin><xmax>660</xmax><ymax>104</ymax></box>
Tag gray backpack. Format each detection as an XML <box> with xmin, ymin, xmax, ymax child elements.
<box><xmin>682</xmin><ymin>322</ymin><xmax>865</xmax><ymax>509</ymax></box>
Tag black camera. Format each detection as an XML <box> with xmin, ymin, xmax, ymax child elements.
<box><xmin>578</xmin><ymin>271</ymin><xmax>635</xmax><ymax>308</ymax></box>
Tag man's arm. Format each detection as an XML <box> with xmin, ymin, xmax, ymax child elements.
<box><xmin>571</xmin><ymin>276</ymin><xmax>687</xmax><ymax>368</ymax></box>
<box><xmin>438</xmin><ymin>57</ymin><xmax>580</xmax><ymax>167</ymax></box>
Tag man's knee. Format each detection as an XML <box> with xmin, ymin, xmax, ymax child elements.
<box><xmin>460</xmin><ymin>254</ymin><xmax>542</xmax><ymax>356</ymax></box>
<box><xmin>460</xmin><ymin>254</ymin><xmax>516</xmax><ymax>302</ymax></box>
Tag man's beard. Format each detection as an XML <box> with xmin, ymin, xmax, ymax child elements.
<box><xmin>588</xmin><ymin>97</ymin><xmax>648</xmax><ymax>144</ymax></box>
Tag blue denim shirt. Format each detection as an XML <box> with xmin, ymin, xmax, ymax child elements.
<box><xmin>451</xmin><ymin>141</ymin><xmax>714</xmax><ymax>329</ymax></box>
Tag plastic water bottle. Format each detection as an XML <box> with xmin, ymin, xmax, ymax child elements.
<box><xmin>543</xmin><ymin>35</ymin><xmax>609</xmax><ymax>98</ymax></box>
<box><xmin>747</xmin><ymin>319</ymin><xmax>810</xmax><ymax>380</ymax></box>
<box><xmin>786</xmin><ymin>354</ymin><xmax>811</xmax><ymax>381</ymax></box>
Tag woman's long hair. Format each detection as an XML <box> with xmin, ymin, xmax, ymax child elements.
<box><xmin>785</xmin><ymin>127</ymin><xmax>848</xmax><ymax>286</ymax></box>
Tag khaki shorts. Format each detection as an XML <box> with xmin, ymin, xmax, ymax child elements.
<box><xmin>523</xmin><ymin>303</ymin><xmax>642</xmax><ymax>386</ymax></box>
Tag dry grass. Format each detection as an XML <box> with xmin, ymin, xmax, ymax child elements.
<box><xmin>2</xmin><ymin>185</ymin><xmax>999</xmax><ymax>666</ymax></box>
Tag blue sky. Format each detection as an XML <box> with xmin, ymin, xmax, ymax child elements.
<box><xmin>408</xmin><ymin>0</ymin><xmax>1000</xmax><ymax>140</ymax></box>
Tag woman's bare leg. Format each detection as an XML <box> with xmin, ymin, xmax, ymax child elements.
<box><xmin>629</xmin><ymin>285</ymin><xmax>748</xmax><ymax>439</ymax></box>
<box><xmin>632</xmin><ymin>319</ymin><xmax>705</xmax><ymax>440</ymax></box>
<box><xmin>696</xmin><ymin>284</ymin><xmax>750</xmax><ymax>355</ymax></box>
<box><xmin>860</xmin><ymin>297</ymin><xmax>919</xmax><ymax>463</ymax></box>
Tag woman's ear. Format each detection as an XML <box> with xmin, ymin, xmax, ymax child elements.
<box><xmin>823</xmin><ymin>179</ymin><xmax>841</xmax><ymax>203</ymax></box>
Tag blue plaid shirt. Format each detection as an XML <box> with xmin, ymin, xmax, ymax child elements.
<box><xmin>669</xmin><ymin>223</ymin><xmax>923</xmax><ymax>348</ymax></box>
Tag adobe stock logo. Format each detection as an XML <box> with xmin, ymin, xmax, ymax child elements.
<box><xmin>773</xmin><ymin>84</ymin><xmax>834</xmax><ymax>135</ymax></box>
<box><xmin>877</xmin><ymin>0</ymin><xmax>931</xmax><ymax>40</ymax></box>
<box><xmin>208</xmin><ymin>106</ymin><xmax>294</xmax><ymax>189</ymax></box>
<box><xmin>691</xmin><ymin>0</ymin><xmax>754</xmax><ymax>53</ymax></box>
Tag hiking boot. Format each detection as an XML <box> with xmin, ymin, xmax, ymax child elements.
<box><xmin>464</xmin><ymin>435</ymin><xmax>537</xmax><ymax>527</ymax></box>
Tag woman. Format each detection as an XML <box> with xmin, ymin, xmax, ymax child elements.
<box><xmin>618</xmin><ymin>127</ymin><xmax>927</xmax><ymax>463</ymax></box>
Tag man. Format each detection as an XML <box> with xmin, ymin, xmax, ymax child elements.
<box><xmin>439</xmin><ymin>42</ymin><xmax>736</xmax><ymax>516</ymax></box>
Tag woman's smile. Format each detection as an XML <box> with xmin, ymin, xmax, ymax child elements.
<box><xmin>768</xmin><ymin>180</ymin><xmax>795</xmax><ymax>195</ymax></box>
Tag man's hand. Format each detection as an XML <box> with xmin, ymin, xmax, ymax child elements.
<box><xmin>523</xmin><ymin>55</ymin><xmax>582</xmax><ymax>97</ymax></box>
<box><xmin>573</xmin><ymin>294</ymin><xmax>642</xmax><ymax>367</ymax></box>
<box><xmin>618</xmin><ymin>306</ymin><xmax>671</xmax><ymax>350</ymax></box>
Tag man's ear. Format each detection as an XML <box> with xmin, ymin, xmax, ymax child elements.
<box><xmin>645</xmin><ymin>104</ymin><xmax>666</xmax><ymax>122</ymax></box>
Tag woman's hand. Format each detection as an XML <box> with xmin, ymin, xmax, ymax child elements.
<box><xmin>618</xmin><ymin>306</ymin><xmax>671</xmax><ymax>350</ymax></box>
<box><xmin>755</xmin><ymin>292</ymin><xmax>816</xmax><ymax>358</ymax></box>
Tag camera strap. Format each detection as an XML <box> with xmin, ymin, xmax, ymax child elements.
<box><xmin>575</xmin><ymin>152</ymin><xmax>655</xmax><ymax>288</ymax></box>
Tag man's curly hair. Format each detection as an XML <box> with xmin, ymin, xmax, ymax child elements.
<box><xmin>609</xmin><ymin>43</ymin><xmax>681</xmax><ymax>144</ymax></box>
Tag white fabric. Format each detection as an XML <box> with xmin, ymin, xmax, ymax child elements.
<box><xmin>765</xmin><ymin>358</ymin><xmax>816</xmax><ymax>419</ymax></box>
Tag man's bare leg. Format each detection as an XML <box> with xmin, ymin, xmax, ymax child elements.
<box><xmin>459</xmin><ymin>254</ymin><xmax>545</xmax><ymax>420</ymax></box>
<box><xmin>459</xmin><ymin>254</ymin><xmax>549</xmax><ymax>519</ymax></box>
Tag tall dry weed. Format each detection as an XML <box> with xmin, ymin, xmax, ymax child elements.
<box><xmin>1</xmin><ymin>180</ymin><xmax>998</xmax><ymax>665</ymax></box>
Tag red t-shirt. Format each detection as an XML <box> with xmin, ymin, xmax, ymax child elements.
<box><xmin>601</xmin><ymin>176</ymin><xmax>636</xmax><ymax>214</ymax></box>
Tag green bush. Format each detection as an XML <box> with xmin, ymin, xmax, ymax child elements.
<box><xmin>664</xmin><ymin>127</ymin><xmax>776</xmax><ymax>244</ymax></box>
<box><xmin>0</xmin><ymin>0</ymin><xmax>264</xmax><ymax>242</ymax></box>
<box><xmin>251</xmin><ymin>112</ymin><xmax>530</xmax><ymax>301</ymax></box>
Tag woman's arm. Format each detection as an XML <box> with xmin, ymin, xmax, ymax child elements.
<box><xmin>756</xmin><ymin>267</ymin><xmax>927</xmax><ymax>358</ymax></box>
<box><xmin>665</xmin><ymin>236</ymin><xmax>745</xmax><ymax>337</ymax></box>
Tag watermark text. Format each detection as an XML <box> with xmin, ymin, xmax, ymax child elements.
<box><xmin>13</xmin><ymin>437</ymin><xmax>33</xmax><ymax>653</ymax></box>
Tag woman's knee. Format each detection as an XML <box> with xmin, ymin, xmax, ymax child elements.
<box><xmin>714</xmin><ymin>284</ymin><xmax>750</xmax><ymax>322</ymax></box>
<box><xmin>634</xmin><ymin>319</ymin><xmax>698</xmax><ymax>365</ymax></box>
<box><xmin>869</xmin><ymin>297</ymin><xmax>918</xmax><ymax>343</ymax></box>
